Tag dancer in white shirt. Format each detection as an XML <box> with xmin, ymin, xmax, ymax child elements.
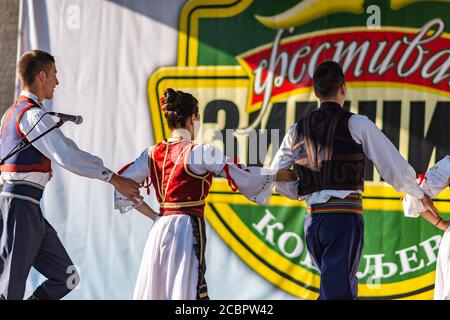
<box><xmin>114</xmin><ymin>88</ymin><xmax>290</xmax><ymax>300</ymax></box>
<box><xmin>0</xmin><ymin>50</ymin><xmax>141</xmax><ymax>300</ymax></box>
<box><xmin>270</xmin><ymin>61</ymin><xmax>437</xmax><ymax>300</ymax></box>
<box><xmin>403</xmin><ymin>156</ymin><xmax>450</xmax><ymax>299</ymax></box>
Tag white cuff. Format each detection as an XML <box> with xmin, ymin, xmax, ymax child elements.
<box><xmin>402</xmin><ymin>195</ymin><xmax>424</xmax><ymax>218</ymax></box>
<box><xmin>113</xmin><ymin>189</ymin><xmax>144</xmax><ymax>214</ymax></box>
<box><xmin>100</xmin><ymin>167</ymin><xmax>113</xmax><ymax>182</ymax></box>
<box><xmin>406</xmin><ymin>185</ymin><xmax>424</xmax><ymax>199</ymax></box>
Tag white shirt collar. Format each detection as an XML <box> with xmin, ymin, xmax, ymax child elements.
<box><xmin>19</xmin><ymin>90</ymin><xmax>44</xmax><ymax>108</ymax></box>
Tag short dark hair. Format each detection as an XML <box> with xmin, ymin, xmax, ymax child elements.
<box><xmin>312</xmin><ymin>61</ymin><xmax>345</xmax><ymax>99</ymax></box>
<box><xmin>17</xmin><ymin>50</ymin><xmax>55</xmax><ymax>86</ymax></box>
<box><xmin>160</xmin><ymin>88</ymin><xmax>199</xmax><ymax>130</ymax></box>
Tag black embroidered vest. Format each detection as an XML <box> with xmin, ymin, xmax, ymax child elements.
<box><xmin>293</xmin><ymin>102</ymin><xmax>365</xmax><ymax>196</ymax></box>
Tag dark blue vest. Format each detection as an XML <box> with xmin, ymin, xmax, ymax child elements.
<box><xmin>0</xmin><ymin>96</ymin><xmax>51</xmax><ymax>172</ymax></box>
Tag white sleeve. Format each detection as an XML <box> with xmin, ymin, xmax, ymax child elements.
<box><xmin>223</xmin><ymin>164</ymin><xmax>275</xmax><ymax>205</ymax></box>
<box><xmin>349</xmin><ymin>115</ymin><xmax>424</xmax><ymax>199</ymax></box>
<box><xmin>270</xmin><ymin>124</ymin><xmax>296</xmax><ymax>170</ymax></box>
<box><xmin>114</xmin><ymin>148</ymin><xmax>151</xmax><ymax>214</ymax></box>
<box><xmin>188</xmin><ymin>144</ymin><xmax>227</xmax><ymax>176</ymax></box>
<box><xmin>20</xmin><ymin>108</ymin><xmax>112</xmax><ymax>182</ymax></box>
<box><xmin>272</xmin><ymin>181</ymin><xmax>300</xmax><ymax>200</ymax></box>
<box><xmin>188</xmin><ymin>144</ymin><xmax>276</xmax><ymax>205</ymax></box>
<box><xmin>403</xmin><ymin>156</ymin><xmax>450</xmax><ymax>218</ymax></box>
<box><xmin>423</xmin><ymin>156</ymin><xmax>450</xmax><ymax>197</ymax></box>
<box><xmin>270</xmin><ymin>124</ymin><xmax>300</xmax><ymax>200</ymax></box>
<box><xmin>117</xmin><ymin>148</ymin><xmax>151</xmax><ymax>184</ymax></box>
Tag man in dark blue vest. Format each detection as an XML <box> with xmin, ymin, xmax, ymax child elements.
<box><xmin>271</xmin><ymin>60</ymin><xmax>438</xmax><ymax>299</ymax></box>
<box><xmin>0</xmin><ymin>50</ymin><xmax>142</xmax><ymax>300</ymax></box>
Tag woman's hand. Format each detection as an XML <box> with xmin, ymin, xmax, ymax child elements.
<box><xmin>439</xmin><ymin>219</ymin><xmax>450</xmax><ymax>232</ymax></box>
<box><xmin>419</xmin><ymin>209</ymin><xmax>449</xmax><ymax>231</ymax></box>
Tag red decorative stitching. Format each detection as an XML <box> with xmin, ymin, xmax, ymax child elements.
<box><xmin>223</xmin><ymin>163</ymin><xmax>238</xmax><ymax>192</ymax></box>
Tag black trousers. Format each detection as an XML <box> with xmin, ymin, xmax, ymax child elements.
<box><xmin>0</xmin><ymin>194</ymin><xmax>79</xmax><ymax>300</ymax></box>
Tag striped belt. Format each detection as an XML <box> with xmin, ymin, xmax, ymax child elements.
<box><xmin>0</xmin><ymin>180</ymin><xmax>44</xmax><ymax>205</ymax></box>
<box><xmin>307</xmin><ymin>192</ymin><xmax>363</xmax><ymax>215</ymax></box>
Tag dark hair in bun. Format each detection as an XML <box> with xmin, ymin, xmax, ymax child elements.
<box><xmin>160</xmin><ymin>88</ymin><xmax>199</xmax><ymax>130</ymax></box>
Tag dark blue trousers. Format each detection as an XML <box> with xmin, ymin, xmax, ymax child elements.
<box><xmin>0</xmin><ymin>183</ymin><xmax>79</xmax><ymax>300</ymax></box>
<box><xmin>304</xmin><ymin>213</ymin><xmax>364</xmax><ymax>300</ymax></box>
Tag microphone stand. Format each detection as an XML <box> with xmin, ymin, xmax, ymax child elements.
<box><xmin>0</xmin><ymin>119</ymin><xmax>67</xmax><ymax>165</ymax></box>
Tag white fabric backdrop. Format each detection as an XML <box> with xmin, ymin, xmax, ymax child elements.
<box><xmin>18</xmin><ymin>0</ymin><xmax>296</xmax><ymax>299</ymax></box>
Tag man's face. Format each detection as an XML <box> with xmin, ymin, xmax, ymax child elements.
<box><xmin>42</xmin><ymin>63</ymin><xmax>59</xmax><ymax>100</ymax></box>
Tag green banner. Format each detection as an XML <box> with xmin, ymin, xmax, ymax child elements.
<box><xmin>148</xmin><ymin>0</ymin><xmax>450</xmax><ymax>299</ymax></box>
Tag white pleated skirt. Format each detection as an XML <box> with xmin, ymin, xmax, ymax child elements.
<box><xmin>132</xmin><ymin>214</ymin><xmax>207</xmax><ymax>300</ymax></box>
<box><xmin>434</xmin><ymin>227</ymin><xmax>450</xmax><ymax>300</ymax></box>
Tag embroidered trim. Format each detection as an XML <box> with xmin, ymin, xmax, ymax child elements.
<box><xmin>183</xmin><ymin>145</ymin><xmax>212</xmax><ymax>201</ymax></box>
<box><xmin>223</xmin><ymin>164</ymin><xmax>238</xmax><ymax>192</ymax></box>
<box><xmin>0</xmin><ymin>191</ymin><xmax>40</xmax><ymax>205</ymax></box>
<box><xmin>190</xmin><ymin>215</ymin><xmax>209</xmax><ymax>300</ymax></box>
<box><xmin>161</xmin><ymin>144</ymin><xmax>192</xmax><ymax>204</ymax></box>
<box><xmin>3</xmin><ymin>179</ymin><xmax>45</xmax><ymax>190</ymax></box>
<box><xmin>160</xmin><ymin>199</ymin><xmax>205</xmax><ymax>208</ymax></box>
<box><xmin>307</xmin><ymin>193</ymin><xmax>363</xmax><ymax>214</ymax></box>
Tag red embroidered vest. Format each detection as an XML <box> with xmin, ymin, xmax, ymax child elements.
<box><xmin>148</xmin><ymin>140</ymin><xmax>213</xmax><ymax>218</ymax></box>
<box><xmin>0</xmin><ymin>96</ymin><xmax>51</xmax><ymax>173</ymax></box>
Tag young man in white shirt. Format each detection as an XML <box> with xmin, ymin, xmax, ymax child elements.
<box><xmin>271</xmin><ymin>60</ymin><xmax>438</xmax><ymax>300</ymax></box>
<box><xmin>0</xmin><ymin>50</ymin><xmax>142</xmax><ymax>300</ymax></box>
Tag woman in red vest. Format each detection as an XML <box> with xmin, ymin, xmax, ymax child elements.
<box><xmin>115</xmin><ymin>88</ymin><xmax>290</xmax><ymax>300</ymax></box>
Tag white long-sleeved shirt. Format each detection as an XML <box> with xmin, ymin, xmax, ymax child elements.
<box><xmin>0</xmin><ymin>90</ymin><xmax>112</xmax><ymax>187</ymax></box>
<box><xmin>114</xmin><ymin>131</ymin><xmax>275</xmax><ymax>213</ymax></box>
<box><xmin>271</xmin><ymin>112</ymin><xmax>424</xmax><ymax>205</ymax></box>
<box><xmin>401</xmin><ymin>156</ymin><xmax>450</xmax><ymax>301</ymax></box>
<box><xmin>403</xmin><ymin>155</ymin><xmax>450</xmax><ymax>217</ymax></box>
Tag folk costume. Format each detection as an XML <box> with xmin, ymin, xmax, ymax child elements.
<box><xmin>0</xmin><ymin>91</ymin><xmax>113</xmax><ymax>300</ymax></box>
<box><xmin>271</xmin><ymin>102</ymin><xmax>424</xmax><ymax>299</ymax></box>
<box><xmin>115</xmin><ymin>131</ymin><xmax>274</xmax><ymax>300</ymax></box>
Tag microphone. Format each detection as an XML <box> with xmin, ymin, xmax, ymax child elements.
<box><xmin>47</xmin><ymin>112</ymin><xmax>83</xmax><ymax>124</ymax></box>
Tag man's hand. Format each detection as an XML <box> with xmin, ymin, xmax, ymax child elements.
<box><xmin>419</xmin><ymin>194</ymin><xmax>439</xmax><ymax>218</ymax></box>
<box><xmin>110</xmin><ymin>173</ymin><xmax>143</xmax><ymax>204</ymax></box>
<box><xmin>276</xmin><ymin>169</ymin><xmax>297</xmax><ymax>182</ymax></box>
